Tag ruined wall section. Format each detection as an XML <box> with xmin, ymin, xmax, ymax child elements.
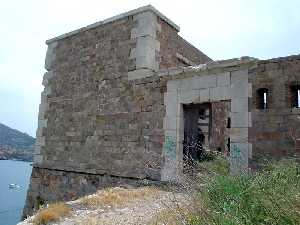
<box><xmin>157</xmin><ymin>18</ymin><xmax>212</xmax><ymax>69</ymax></box>
<box><xmin>250</xmin><ymin>55</ymin><xmax>300</xmax><ymax>168</ymax></box>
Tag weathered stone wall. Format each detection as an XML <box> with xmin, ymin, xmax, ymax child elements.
<box><xmin>211</xmin><ymin>101</ymin><xmax>231</xmax><ymax>153</ymax></box>
<box><xmin>250</xmin><ymin>55</ymin><xmax>300</xmax><ymax>168</ymax></box>
<box><xmin>23</xmin><ymin>167</ymin><xmax>161</xmax><ymax>218</ymax></box>
<box><xmin>34</xmin><ymin>7</ymin><xmax>211</xmax><ymax>181</ymax></box>
<box><xmin>157</xmin><ymin>18</ymin><xmax>212</xmax><ymax>68</ymax></box>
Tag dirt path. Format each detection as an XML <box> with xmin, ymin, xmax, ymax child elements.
<box><xmin>19</xmin><ymin>187</ymin><xmax>190</xmax><ymax>225</ymax></box>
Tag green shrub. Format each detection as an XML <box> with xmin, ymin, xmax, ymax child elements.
<box><xmin>190</xmin><ymin>160</ymin><xmax>300</xmax><ymax>225</ymax></box>
<box><xmin>197</xmin><ymin>154</ymin><xmax>230</xmax><ymax>176</ymax></box>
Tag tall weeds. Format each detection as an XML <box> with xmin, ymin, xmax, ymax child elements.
<box><xmin>190</xmin><ymin>159</ymin><xmax>300</xmax><ymax>225</ymax></box>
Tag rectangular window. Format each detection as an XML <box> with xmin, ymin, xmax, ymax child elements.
<box><xmin>291</xmin><ymin>85</ymin><xmax>300</xmax><ymax>108</ymax></box>
<box><xmin>257</xmin><ymin>88</ymin><xmax>268</xmax><ymax>109</ymax></box>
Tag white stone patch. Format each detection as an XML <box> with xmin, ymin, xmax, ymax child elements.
<box><xmin>135</xmin><ymin>36</ymin><xmax>160</xmax><ymax>71</ymax></box>
<box><xmin>128</xmin><ymin>10</ymin><xmax>161</xmax><ymax>80</ymax></box>
<box><xmin>133</xmin><ymin>11</ymin><xmax>157</xmax><ymax>38</ymax></box>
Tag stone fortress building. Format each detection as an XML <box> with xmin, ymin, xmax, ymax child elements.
<box><xmin>23</xmin><ymin>5</ymin><xmax>300</xmax><ymax>217</ymax></box>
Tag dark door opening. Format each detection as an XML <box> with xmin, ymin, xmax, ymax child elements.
<box><xmin>183</xmin><ymin>103</ymin><xmax>211</xmax><ymax>163</ymax></box>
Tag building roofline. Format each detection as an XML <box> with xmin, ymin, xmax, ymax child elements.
<box><xmin>157</xmin><ymin>56</ymin><xmax>258</xmax><ymax>77</ymax></box>
<box><xmin>46</xmin><ymin>5</ymin><xmax>180</xmax><ymax>45</ymax></box>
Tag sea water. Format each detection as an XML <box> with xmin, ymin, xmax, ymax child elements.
<box><xmin>0</xmin><ymin>160</ymin><xmax>32</xmax><ymax>225</ymax></box>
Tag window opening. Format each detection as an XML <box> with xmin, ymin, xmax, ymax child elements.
<box><xmin>291</xmin><ymin>85</ymin><xmax>300</xmax><ymax>108</ymax></box>
<box><xmin>257</xmin><ymin>88</ymin><xmax>269</xmax><ymax>109</ymax></box>
<box><xmin>227</xmin><ymin>117</ymin><xmax>231</xmax><ymax>128</ymax></box>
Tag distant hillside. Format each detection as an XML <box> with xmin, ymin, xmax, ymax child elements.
<box><xmin>0</xmin><ymin>123</ymin><xmax>35</xmax><ymax>161</ymax></box>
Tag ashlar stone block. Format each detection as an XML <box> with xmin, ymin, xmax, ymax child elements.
<box><xmin>231</xmin><ymin>112</ymin><xmax>250</xmax><ymax>128</ymax></box>
<box><xmin>217</xmin><ymin>72</ymin><xmax>230</xmax><ymax>87</ymax></box>
<box><xmin>166</xmin><ymin>101</ymin><xmax>178</xmax><ymax>117</ymax></box>
<box><xmin>167</xmin><ymin>80</ymin><xmax>180</xmax><ymax>91</ymax></box>
<box><xmin>178</xmin><ymin>77</ymin><xmax>202</xmax><ymax>90</ymax></box>
<box><xmin>133</xmin><ymin>11</ymin><xmax>157</xmax><ymax>38</ymax></box>
<box><xmin>231</xmin><ymin>98</ymin><xmax>248</xmax><ymax>113</ymax></box>
<box><xmin>164</xmin><ymin>116</ymin><xmax>177</xmax><ymax>130</ymax></box>
<box><xmin>231</xmin><ymin>82</ymin><xmax>250</xmax><ymax>98</ymax></box>
<box><xmin>179</xmin><ymin>89</ymin><xmax>198</xmax><ymax>104</ymax></box>
<box><xmin>231</xmin><ymin>70</ymin><xmax>248</xmax><ymax>85</ymax></box>
<box><xmin>198</xmin><ymin>75</ymin><xmax>217</xmax><ymax>89</ymax></box>
<box><xmin>230</xmin><ymin>128</ymin><xmax>248</xmax><ymax>142</ymax></box>
<box><xmin>210</xmin><ymin>86</ymin><xmax>231</xmax><ymax>101</ymax></box>
<box><xmin>230</xmin><ymin>142</ymin><xmax>249</xmax><ymax>175</ymax></box>
<box><xmin>198</xmin><ymin>88</ymin><xmax>210</xmax><ymax>103</ymax></box>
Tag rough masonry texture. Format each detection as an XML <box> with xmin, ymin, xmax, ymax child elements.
<box><xmin>23</xmin><ymin>5</ymin><xmax>300</xmax><ymax>217</ymax></box>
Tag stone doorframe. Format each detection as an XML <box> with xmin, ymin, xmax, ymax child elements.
<box><xmin>161</xmin><ymin>70</ymin><xmax>252</xmax><ymax>181</ymax></box>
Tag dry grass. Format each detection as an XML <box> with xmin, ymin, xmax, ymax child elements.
<box><xmin>150</xmin><ymin>206</ymin><xmax>196</xmax><ymax>225</ymax></box>
<box><xmin>32</xmin><ymin>202</ymin><xmax>71</xmax><ymax>225</ymax></box>
<box><xmin>79</xmin><ymin>186</ymin><xmax>158</xmax><ymax>209</ymax></box>
<box><xmin>82</xmin><ymin>217</ymin><xmax>116</xmax><ymax>225</ymax></box>
<box><xmin>149</xmin><ymin>198</ymin><xmax>197</xmax><ymax>225</ymax></box>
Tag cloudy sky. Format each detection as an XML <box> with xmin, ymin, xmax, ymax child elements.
<box><xmin>0</xmin><ymin>0</ymin><xmax>299</xmax><ymax>136</ymax></box>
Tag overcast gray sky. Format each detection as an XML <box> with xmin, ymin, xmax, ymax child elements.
<box><xmin>0</xmin><ymin>0</ymin><xmax>300</xmax><ymax>136</ymax></box>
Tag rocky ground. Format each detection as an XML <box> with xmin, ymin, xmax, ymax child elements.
<box><xmin>18</xmin><ymin>187</ymin><xmax>191</xmax><ymax>225</ymax></box>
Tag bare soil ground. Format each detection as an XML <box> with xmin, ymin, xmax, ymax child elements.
<box><xmin>19</xmin><ymin>187</ymin><xmax>190</xmax><ymax>225</ymax></box>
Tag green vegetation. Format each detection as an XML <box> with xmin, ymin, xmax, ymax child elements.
<box><xmin>189</xmin><ymin>158</ymin><xmax>300</xmax><ymax>225</ymax></box>
<box><xmin>0</xmin><ymin>122</ymin><xmax>35</xmax><ymax>150</ymax></box>
<box><xmin>0</xmin><ymin>122</ymin><xmax>35</xmax><ymax>161</ymax></box>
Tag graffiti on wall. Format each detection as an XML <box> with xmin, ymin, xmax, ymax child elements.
<box><xmin>164</xmin><ymin>136</ymin><xmax>176</xmax><ymax>158</ymax></box>
<box><xmin>231</xmin><ymin>144</ymin><xmax>241</xmax><ymax>159</ymax></box>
